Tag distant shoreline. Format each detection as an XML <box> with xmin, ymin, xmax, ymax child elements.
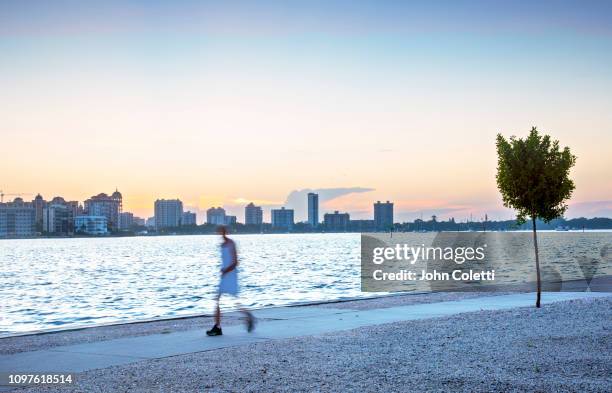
<box><xmin>2</xmin><ymin>228</ymin><xmax>612</xmax><ymax>241</ymax></box>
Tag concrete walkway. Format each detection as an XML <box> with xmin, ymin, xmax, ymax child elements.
<box><xmin>1</xmin><ymin>292</ymin><xmax>609</xmax><ymax>391</ymax></box>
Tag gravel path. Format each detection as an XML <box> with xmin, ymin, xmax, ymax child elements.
<box><xmin>15</xmin><ymin>296</ymin><xmax>612</xmax><ymax>393</ymax></box>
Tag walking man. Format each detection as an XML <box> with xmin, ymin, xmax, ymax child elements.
<box><xmin>207</xmin><ymin>226</ymin><xmax>255</xmax><ymax>336</ymax></box>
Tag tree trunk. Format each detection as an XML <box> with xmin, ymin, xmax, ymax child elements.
<box><xmin>532</xmin><ymin>216</ymin><xmax>541</xmax><ymax>308</ymax></box>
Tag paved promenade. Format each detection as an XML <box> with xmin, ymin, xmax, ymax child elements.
<box><xmin>1</xmin><ymin>291</ymin><xmax>609</xmax><ymax>391</ymax></box>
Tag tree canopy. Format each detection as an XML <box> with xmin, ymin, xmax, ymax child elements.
<box><xmin>496</xmin><ymin>127</ymin><xmax>576</xmax><ymax>224</ymax></box>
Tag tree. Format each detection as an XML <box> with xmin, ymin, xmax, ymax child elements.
<box><xmin>496</xmin><ymin>127</ymin><xmax>576</xmax><ymax>307</ymax></box>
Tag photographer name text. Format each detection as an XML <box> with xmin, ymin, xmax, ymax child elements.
<box><xmin>372</xmin><ymin>269</ymin><xmax>496</xmax><ymax>281</ymax></box>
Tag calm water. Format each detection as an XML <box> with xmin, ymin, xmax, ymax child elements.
<box><xmin>1</xmin><ymin>232</ymin><xmax>610</xmax><ymax>334</ymax></box>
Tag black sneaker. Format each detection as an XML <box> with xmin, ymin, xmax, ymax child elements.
<box><xmin>206</xmin><ymin>325</ymin><xmax>222</xmax><ymax>336</ymax></box>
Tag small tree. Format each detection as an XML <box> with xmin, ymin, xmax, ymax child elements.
<box><xmin>496</xmin><ymin>127</ymin><xmax>576</xmax><ymax>307</ymax></box>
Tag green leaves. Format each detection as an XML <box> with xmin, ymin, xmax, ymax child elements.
<box><xmin>496</xmin><ymin>127</ymin><xmax>576</xmax><ymax>223</ymax></box>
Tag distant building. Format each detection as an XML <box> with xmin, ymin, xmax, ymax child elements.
<box><xmin>43</xmin><ymin>203</ymin><xmax>73</xmax><ymax>234</ymax></box>
<box><xmin>307</xmin><ymin>193</ymin><xmax>319</xmax><ymax>227</ymax></box>
<box><xmin>244</xmin><ymin>202</ymin><xmax>263</xmax><ymax>226</ymax></box>
<box><xmin>146</xmin><ymin>217</ymin><xmax>156</xmax><ymax>228</ymax></box>
<box><xmin>42</xmin><ymin>205</ymin><xmax>64</xmax><ymax>234</ymax></box>
<box><xmin>225</xmin><ymin>215</ymin><xmax>237</xmax><ymax>226</ymax></box>
<box><xmin>84</xmin><ymin>190</ymin><xmax>122</xmax><ymax>232</ymax></box>
<box><xmin>323</xmin><ymin>211</ymin><xmax>350</xmax><ymax>231</ymax></box>
<box><xmin>374</xmin><ymin>201</ymin><xmax>394</xmax><ymax>231</ymax></box>
<box><xmin>207</xmin><ymin>207</ymin><xmax>226</xmax><ymax>225</ymax></box>
<box><xmin>154</xmin><ymin>199</ymin><xmax>183</xmax><ymax>229</ymax></box>
<box><xmin>59</xmin><ymin>198</ymin><xmax>81</xmax><ymax>217</ymax></box>
<box><xmin>0</xmin><ymin>197</ymin><xmax>35</xmax><ymax>237</ymax></box>
<box><xmin>271</xmin><ymin>207</ymin><xmax>294</xmax><ymax>230</ymax></box>
<box><xmin>33</xmin><ymin>194</ymin><xmax>46</xmax><ymax>232</ymax></box>
<box><xmin>182</xmin><ymin>211</ymin><xmax>197</xmax><ymax>226</ymax></box>
<box><xmin>40</xmin><ymin>197</ymin><xmax>80</xmax><ymax>235</ymax></box>
<box><xmin>119</xmin><ymin>212</ymin><xmax>134</xmax><ymax>230</ymax></box>
<box><xmin>349</xmin><ymin>219</ymin><xmax>375</xmax><ymax>232</ymax></box>
<box><xmin>74</xmin><ymin>216</ymin><xmax>108</xmax><ymax>235</ymax></box>
<box><xmin>133</xmin><ymin>216</ymin><xmax>146</xmax><ymax>227</ymax></box>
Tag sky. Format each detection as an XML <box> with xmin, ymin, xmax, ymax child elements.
<box><xmin>1</xmin><ymin>1</ymin><xmax>611</xmax><ymax>222</ymax></box>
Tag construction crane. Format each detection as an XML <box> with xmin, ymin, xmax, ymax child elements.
<box><xmin>0</xmin><ymin>190</ymin><xmax>33</xmax><ymax>203</ymax></box>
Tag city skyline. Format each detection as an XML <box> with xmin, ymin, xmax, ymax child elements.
<box><xmin>3</xmin><ymin>187</ymin><xmax>611</xmax><ymax>238</ymax></box>
<box><xmin>2</xmin><ymin>1</ymin><xmax>611</xmax><ymax>222</ymax></box>
<box><xmin>2</xmin><ymin>187</ymin><xmax>612</xmax><ymax>228</ymax></box>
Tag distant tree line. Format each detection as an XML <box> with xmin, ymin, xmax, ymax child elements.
<box><xmin>123</xmin><ymin>216</ymin><xmax>612</xmax><ymax>236</ymax></box>
<box><xmin>393</xmin><ymin>216</ymin><xmax>612</xmax><ymax>232</ymax></box>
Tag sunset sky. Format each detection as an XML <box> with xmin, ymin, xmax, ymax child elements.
<box><xmin>1</xmin><ymin>1</ymin><xmax>611</xmax><ymax>222</ymax></box>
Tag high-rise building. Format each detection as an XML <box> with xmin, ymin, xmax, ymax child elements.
<box><xmin>146</xmin><ymin>217</ymin><xmax>156</xmax><ymax>228</ymax></box>
<box><xmin>182</xmin><ymin>211</ymin><xmax>197</xmax><ymax>226</ymax></box>
<box><xmin>307</xmin><ymin>192</ymin><xmax>319</xmax><ymax>227</ymax></box>
<box><xmin>245</xmin><ymin>202</ymin><xmax>263</xmax><ymax>226</ymax></box>
<box><xmin>225</xmin><ymin>215</ymin><xmax>237</xmax><ymax>225</ymax></box>
<box><xmin>33</xmin><ymin>194</ymin><xmax>46</xmax><ymax>232</ymax></box>
<box><xmin>154</xmin><ymin>199</ymin><xmax>183</xmax><ymax>229</ymax></box>
<box><xmin>133</xmin><ymin>216</ymin><xmax>146</xmax><ymax>227</ymax></box>
<box><xmin>84</xmin><ymin>190</ymin><xmax>122</xmax><ymax>232</ymax></box>
<box><xmin>323</xmin><ymin>211</ymin><xmax>350</xmax><ymax>231</ymax></box>
<box><xmin>271</xmin><ymin>207</ymin><xmax>294</xmax><ymax>230</ymax></box>
<box><xmin>207</xmin><ymin>207</ymin><xmax>226</xmax><ymax>225</ymax></box>
<box><xmin>119</xmin><ymin>212</ymin><xmax>134</xmax><ymax>230</ymax></box>
<box><xmin>0</xmin><ymin>197</ymin><xmax>35</xmax><ymax>237</ymax></box>
<box><xmin>374</xmin><ymin>200</ymin><xmax>394</xmax><ymax>231</ymax></box>
<box><xmin>43</xmin><ymin>198</ymin><xmax>74</xmax><ymax>234</ymax></box>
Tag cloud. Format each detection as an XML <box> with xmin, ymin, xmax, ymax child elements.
<box><xmin>284</xmin><ymin>187</ymin><xmax>374</xmax><ymax>221</ymax></box>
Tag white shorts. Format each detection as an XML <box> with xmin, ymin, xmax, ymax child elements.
<box><xmin>218</xmin><ymin>270</ymin><xmax>238</xmax><ymax>295</ymax></box>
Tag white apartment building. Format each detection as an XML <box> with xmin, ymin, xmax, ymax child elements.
<box><xmin>207</xmin><ymin>207</ymin><xmax>226</xmax><ymax>225</ymax></box>
<box><xmin>0</xmin><ymin>198</ymin><xmax>36</xmax><ymax>237</ymax></box>
<box><xmin>245</xmin><ymin>202</ymin><xmax>263</xmax><ymax>225</ymax></box>
<box><xmin>271</xmin><ymin>207</ymin><xmax>294</xmax><ymax>230</ymax></box>
<box><xmin>154</xmin><ymin>199</ymin><xmax>183</xmax><ymax>229</ymax></box>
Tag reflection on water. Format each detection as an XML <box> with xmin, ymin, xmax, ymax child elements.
<box><xmin>1</xmin><ymin>232</ymin><xmax>610</xmax><ymax>334</ymax></box>
<box><xmin>1</xmin><ymin>234</ymin><xmax>362</xmax><ymax>334</ymax></box>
